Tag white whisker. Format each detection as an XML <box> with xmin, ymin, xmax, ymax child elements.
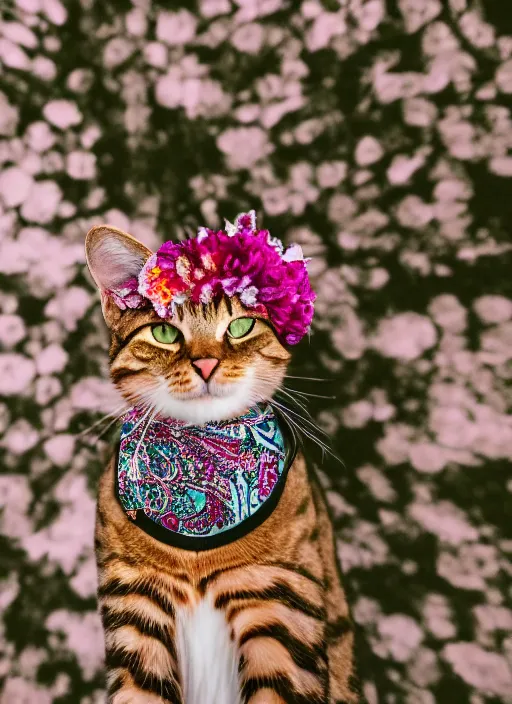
<box><xmin>284</xmin><ymin>386</ymin><xmax>336</xmax><ymax>400</ymax></box>
<box><xmin>269</xmin><ymin>397</ymin><xmax>342</xmax><ymax>464</ymax></box>
<box><xmin>76</xmin><ymin>404</ymin><xmax>128</xmax><ymax>438</ymax></box>
<box><xmin>274</xmin><ymin>393</ymin><xmax>329</xmax><ymax>438</ymax></box>
<box><xmin>284</xmin><ymin>375</ymin><xmax>330</xmax><ymax>382</ymax></box>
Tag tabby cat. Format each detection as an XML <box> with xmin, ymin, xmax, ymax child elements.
<box><xmin>85</xmin><ymin>222</ymin><xmax>360</xmax><ymax>704</ymax></box>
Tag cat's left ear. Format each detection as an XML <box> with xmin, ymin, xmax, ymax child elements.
<box><xmin>85</xmin><ymin>224</ymin><xmax>152</xmax><ymax>324</ymax></box>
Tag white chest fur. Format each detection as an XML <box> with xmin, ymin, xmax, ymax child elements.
<box><xmin>176</xmin><ymin>597</ymin><xmax>241</xmax><ymax>704</ymax></box>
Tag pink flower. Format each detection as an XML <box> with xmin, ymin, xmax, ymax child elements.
<box><xmin>107</xmin><ymin>277</ymin><xmax>145</xmax><ymax>310</ymax></box>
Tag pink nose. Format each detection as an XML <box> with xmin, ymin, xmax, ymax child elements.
<box><xmin>192</xmin><ymin>358</ymin><xmax>219</xmax><ymax>381</ymax></box>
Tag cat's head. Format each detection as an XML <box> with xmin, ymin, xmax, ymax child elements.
<box><xmin>85</xmin><ymin>225</ymin><xmax>291</xmax><ymax>424</ymax></box>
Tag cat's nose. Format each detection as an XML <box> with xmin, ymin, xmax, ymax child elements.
<box><xmin>192</xmin><ymin>358</ymin><xmax>219</xmax><ymax>381</ymax></box>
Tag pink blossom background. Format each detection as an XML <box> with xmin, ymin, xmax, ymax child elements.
<box><xmin>1</xmin><ymin>1</ymin><xmax>512</xmax><ymax>702</ymax></box>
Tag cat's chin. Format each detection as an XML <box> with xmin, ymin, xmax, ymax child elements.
<box><xmin>139</xmin><ymin>378</ymin><xmax>261</xmax><ymax>425</ymax></box>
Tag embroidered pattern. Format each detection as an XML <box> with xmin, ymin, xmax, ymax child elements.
<box><xmin>117</xmin><ymin>404</ymin><xmax>286</xmax><ymax>538</ymax></box>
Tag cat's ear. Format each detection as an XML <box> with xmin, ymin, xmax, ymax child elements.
<box><xmin>85</xmin><ymin>225</ymin><xmax>152</xmax><ymax>325</ymax></box>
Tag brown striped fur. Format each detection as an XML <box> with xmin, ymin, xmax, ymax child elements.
<box><xmin>86</xmin><ymin>225</ymin><xmax>361</xmax><ymax>703</ymax></box>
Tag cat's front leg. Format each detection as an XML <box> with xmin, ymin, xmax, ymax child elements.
<box><xmin>208</xmin><ymin>565</ymin><xmax>329</xmax><ymax>704</ymax></box>
<box><xmin>98</xmin><ymin>568</ymin><xmax>184</xmax><ymax>704</ymax></box>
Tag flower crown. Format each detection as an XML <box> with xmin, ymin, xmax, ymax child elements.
<box><xmin>108</xmin><ymin>211</ymin><xmax>316</xmax><ymax>345</ymax></box>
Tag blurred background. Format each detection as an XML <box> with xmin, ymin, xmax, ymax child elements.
<box><xmin>1</xmin><ymin>0</ymin><xmax>512</xmax><ymax>702</ymax></box>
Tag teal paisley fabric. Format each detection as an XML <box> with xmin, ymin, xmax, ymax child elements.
<box><xmin>0</xmin><ymin>1</ymin><xmax>511</xmax><ymax>702</ymax></box>
<box><xmin>117</xmin><ymin>404</ymin><xmax>287</xmax><ymax>543</ymax></box>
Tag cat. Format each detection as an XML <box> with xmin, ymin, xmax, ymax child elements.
<box><xmin>85</xmin><ymin>221</ymin><xmax>361</xmax><ymax>704</ymax></box>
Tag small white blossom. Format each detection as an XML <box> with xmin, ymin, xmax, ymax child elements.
<box><xmin>43</xmin><ymin>99</ymin><xmax>82</xmax><ymax>129</ymax></box>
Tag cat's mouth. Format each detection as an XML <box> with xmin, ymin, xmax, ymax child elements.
<box><xmin>141</xmin><ymin>375</ymin><xmax>257</xmax><ymax>423</ymax></box>
<box><xmin>171</xmin><ymin>381</ymin><xmax>242</xmax><ymax>402</ymax></box>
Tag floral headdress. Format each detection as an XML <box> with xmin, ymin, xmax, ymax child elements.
<box><xmin>107</xmin><ymin>211</ymin><xmax>316</xmax><ymax>345</ymax></box>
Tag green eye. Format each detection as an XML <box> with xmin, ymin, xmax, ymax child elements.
<box><xmin>228</xmin><ymin>318</ymin><xmax>255</xmax><ymax>339</ymax></box>
<box><xmin>152</xmin><ymin>324</ymin><xmax>180</xmax><ymax>344</ymax></box>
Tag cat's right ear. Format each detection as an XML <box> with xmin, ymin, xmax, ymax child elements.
<box><xmin>85</xmin><ymin>225</ymin><xmax>152</xmax><ymax>326</ymax></box>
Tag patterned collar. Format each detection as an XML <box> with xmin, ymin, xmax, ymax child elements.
<box><xmin>115</xmin><ymin>404</ymin><xmax>296</xmax><ymax>550</ymax></box>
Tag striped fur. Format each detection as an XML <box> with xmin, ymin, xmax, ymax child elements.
<box><xmin>86</xmin><ymin>225</ymin><xmax>361</xmax><ymax>703</ymax></box>
<box><xmin>96</xmin><ymin>454</ymin><xmax>361</xmax><ymax>703</ymax></box>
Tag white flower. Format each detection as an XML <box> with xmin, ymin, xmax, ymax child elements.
<box><xmin>496</xmin><ymin>59</ymin><xmax>512</xmax><ymax>94</ymax></box>
<box><xmin>423</xmin><ymin>594</ymin><xmax>456</xmax><ymax>640</ymax></box>
<box><xmin>41</xmin><ymin>0</ymin><xmax>67</xmax><ymax>26</ymax></box>
<box><xmin>387</xmin><ymin>150</ymin><xmax>428</xmax><ymax>184</ymax></box>
<box><xmin>0</xmin><ymin>354</ymin><xmax>35</xmax><ymax>395</ymax></box>
<box><xmin>342</xmin><ymin>400</ymin><xmax>373</xmax><ymax>429</ymax></box>
<box><xmin>199</xmin><ymin>284</ymin><xmax>213</xmax><ymax>304</ymax></box>
<box><xmin>70</xmin><ymin>557</ymin><xmax>98</xmax><ymax>599</ymax></box>
<box><xmin>43</xmin><ymin>434</ymin><xmax>75</xmax><ymax>466</ymax></box>
<box><xmin>20</xmin><ymin>180</ymin><xmax>62</xmax><ymax>223</ymax></box>
<box><xmin>125</xmin><ymin>7</ymin><xmax>147</xmax><ymax>36</ymax></box>
<box><xmin>408</xmin><ymin>442</ymin><xmax>449</xmax><ymax>473</ymax></box>
<box><xmin>1</xmin><ymin>420</ymin><xmax>39</xmax><ymax>455</ymax></box>
<box><xmin>35</xmin><ymin>343</ymin><xmax>69</xmax><ymax>375</ymax></box>
<box><xmin>473</xmin><ymin>295</ymin><xmax>512</xmax><ymax>324</ymax></box>
<box><xmin>44</xmin><ymin>286</ymin><xmax>91</xmax><ymax>331</ymax></box>
<box><xmin>224</xmin><ymin>219</ymin><xmax>237</xmax><ymax>236</ymax></box>
<box><xmin>428</xmin><ymin>294</ymin><xmax>467</xmax><ymax>333</ymax></box>
<box><xmin>282</xmin><ymin>244</ymin><xmax>304</xmax><ymax>262</ymax></box>
<box><xmin>35</xmin><ymin>376</ymin><xmax>62</xmax><ymax>405</ymax></box>
<box><xmin>46</xmin><ymin>611</ymin><xmax>104</xmax><ymax>679</ymax></box>
<box><xmin>32</xmin><ymin>56</ymin><xmax>57</xmax><ymax>81</ymax></box>
<box><xmin>231</xmin><ymin>22</ymin><xmax>265</xmax><ymax>54</ymax></box>
<box><xmin>239</xmin><ymin>286</ymin><xmax>258</xmax><ymax>306</ymax></box>
<box><xmin>1</xmin><ymin>678</ymin><xmax>52</xmax><ymax>704</ymax></box>
<box><xmin>156</xmin><ymin>9</ymin><xmax>197</xmax><ymax>45</ymax></box>
<box><xmin>66</xmin><ymin>151</ymin><xmax>97</xmax><ymax>180</ymax></box>
<box><xmin>437</xmin><ymin>544</ymin><xmax>499</xmax><ymax>591</ymax></box>
<box><xmin>306</xmin><ymin>12</ymin><xmax>346</xmax><ymax>52</ymax></box>
<box><xmin>399</xmin><ymin>0</ymin><xmax>442</xmax><ymax>34</ymax></box>
<box><xmin>409</xmin><ymin>501</ymin><xmax>478</xmax><ymax>545</ymax></box>
<box><xmin>25</xmin><ymin>121</ymin><xmax>56</xmax><ymax>152</ymax></box>
<box><xmin>200</xmin><ymin>0</ymin><xmax>231</xmax><ymax>18</ymax></box>
<box><xmin>372</xmin><ymin>312</ymin><xmax>437</xmax><ymax>360</ymax></box>
<box><xmin>66</xmin><ymin>68</ymin><xmax>94</xmax><ymax>93</ymax></box>
<box><xmin>316</xmin><ymin>161</ymin><xmax>347</xmax><ymax>188</ymax></box>
<box><xmin>70</xmin><ymin>377</ymin><xmax>122</xmax><ymax>413</ymax></box>
<box><xmin>489</xmin><ymin>156</ymin><xmax>512</xmax><ymax>177</ymax></box>
<box><xmin>459</xmin><ymin>10</ymin><xmax>495</xmax><ymax>49</ymax></box>
<box><xmin>1</xmin><ymin>21</ymin><xmax>37</xmax><ymax>48</ymax></box>
<box><xmin>396</xmin><ymin>195</ymin><xmax>434</xmax><ymax>229</ymax></box>
<box><xmin>103</xmin><ymin>37</ymin><xmax>134</xmax><ymax>69</ymax></box>
<box><xmin>155</xmin><ymin>70</ymin><xmax>182</xmax><ymax>109</ymax></box>
<box><xmin>0</xmin><ymin>38</ymin><xmax>30</xmax><ymax>70</ymax></box>
<box><xmin>217</xmin><ymin>127</ymin><xmax>273</xmax><ymax>170</ymax></box>
<box><xmin>42</xmin><ymin>99</ymin><xmax>82</xmax><ymax>129</ymax></box>
<box><xmin>355</xmin><ymin>135</ymin><xmax>384</xmax><ymax>166</ymax></box>
<box><xmin>262</xmin><ymin>187</ymin><xmax>289</xmax><ymax>216</ymax></box>
<box><xmin>355</xmin><ymin>0</ymin><xmax>385</xmax><ymax>31</ymax></box>
<box><xmin>267</xmin><ymin>235</ymin><xmax>284</xmax><ymax>254</ymax></box>
<box><xmin>182</xmin><ymin>79</ymin><xmax>229</xmax><ymax>120</ymax></box>
<box><xmin>377</xmin><ymin>614</ymin><xmax>423</xmax><ymax>662</ymax></box>
<box><xmin>443</xmin><ymin>643</ymin><xmax>512</xmax><ymax>698</ymax></box>
<box><xmin>0</xmin><ymin>314</ymin><xmax>26</xmax><ymax>347</ymax></box>
<box><xmin>80</xmin><ymin>125</ymin><xmax>101</xmax><ymax>149</ymax></box>
<box><xmin>143</xmin><ymin>42</ymin><xmax>168</xmax><ymax>68</ymax></box>
<box><xmin>403</xmin><ymin>97</ymin><xmax>438</xmax><ymax>127</ymax></box>
<box><xmin>0</xmin><ymin>166</ymin><xmax>33</xmax><ymax>207</ymax></box>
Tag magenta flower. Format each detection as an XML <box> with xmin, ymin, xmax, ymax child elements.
<box><xmin>110</xmin><ymin>211</ymin><xmax>316</xmax><ymax>345</ymax></box>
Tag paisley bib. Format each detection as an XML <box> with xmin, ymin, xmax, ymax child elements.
<box><xmin>115</xmin><ymin>404</ymin><xmax>295</xmax><ymax>550</ymax></box>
